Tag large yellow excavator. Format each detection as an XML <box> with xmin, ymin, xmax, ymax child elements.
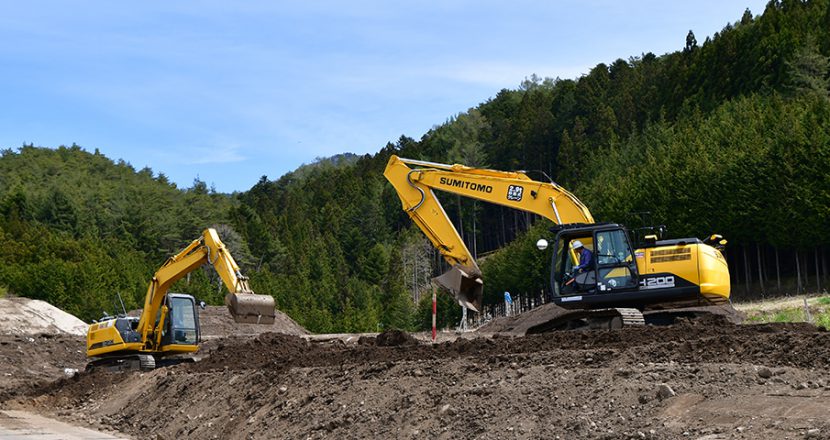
<box><xmin>384</xmin><ymin>155</ymin><xmax>731</xmax><ymax>330</ymax></box>
<box><xmin>86</xmin><ymin>228</ymin><xmax>276</xmax><ymax>370</ymax></box>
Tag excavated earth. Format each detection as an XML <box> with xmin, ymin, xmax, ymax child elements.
<box><xmin>0</xmin><ymin>333</ymin><xmax>86</xmax><ymax>402</ymax></box>
<box><xmin>3</xmin><ymin>313</ymin><xmax>830</xmax><ymax>440</ymax></box>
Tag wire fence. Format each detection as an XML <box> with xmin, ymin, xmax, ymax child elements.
<box><xmin>460</xmin><ymin>292</ymin><xmax>549</xmax><ymax>330</ymax></box>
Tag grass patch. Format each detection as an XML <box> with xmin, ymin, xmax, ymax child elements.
<box><xmin>745</xmin><ymin>305</ymin><xmax>830</xmax><ymax>330</ymax></box>
<box><xmin>816</xmin><ymin>296</ymin><xmax>830</xmax><ymax>305</ymax></box>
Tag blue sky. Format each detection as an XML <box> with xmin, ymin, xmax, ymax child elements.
<box><xmin>0</xmin><ymin>1</ymin><xmax>767</xmax><ymax>192</ymax></box>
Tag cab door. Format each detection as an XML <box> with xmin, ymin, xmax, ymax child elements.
<box><xmin>551</xmin><ymin>234</ymin><xmax>596</xmax><ymax>296</ymax></box>
<box><xmin>594</xmin><ymin>229</ymin><xmax>639</xmax><ymax>292</ymax></box>
<box><xmin>162</xmin><ymin>294</ymin><xmax>200</xmax><ymax>347</ymax></box>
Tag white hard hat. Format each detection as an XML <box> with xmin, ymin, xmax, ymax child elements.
<box><xmin>571</xmin><ymin>240</ymin><xmax>584</xmax><ymax>249</ymax></box>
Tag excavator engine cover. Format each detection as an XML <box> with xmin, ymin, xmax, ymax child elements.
<box><xmin>225</xmin><ymin>292</ymin><xmax>277</xmax><ymax>324</ymax></box>
<box><xmin>433</xmin><ymin>265</ymin><xmax>483</xmax><ymax>313</ymax></box>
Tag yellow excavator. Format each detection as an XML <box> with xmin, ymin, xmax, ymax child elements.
<box><xmin>86</xmin><ymin>228</ymin><xmax>276</xmax><ymax>370</ymax></box>
<box><xmin>384</xmin><ymin>155</ymin><xmax>731</xmax><ymax>330</ymax></box>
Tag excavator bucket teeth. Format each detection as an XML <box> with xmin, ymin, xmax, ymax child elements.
<box><xmin>225</xmin><ymin>293</ymin><xmax>276</xmax><ymax>324</ymax></box>
<box><xmin>433</xmin><ymin>265</ymin><xmax>483</xmax><ymax>313</ymax></box>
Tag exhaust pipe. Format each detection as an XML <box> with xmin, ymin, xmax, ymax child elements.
<box><xmin>432</xmin><ymin>265</ymin><xmax>483</xmax><ymax>313</ymax></box>
<box><xmin>225</xmin><ymin>292</ymin><xmax>277</xmax><ymax>324</ymax></box>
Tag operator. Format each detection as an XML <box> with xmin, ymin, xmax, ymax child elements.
<box><xmin>572</xmin><ymin>240</ymin><xmax>593</xmax><ymax>273</ymax></box>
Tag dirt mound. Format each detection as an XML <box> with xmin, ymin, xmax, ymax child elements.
<box><xmin>0</xmin><ymin>297</ymin><xmax>87</xmax><ymax>336</ymax></box>
<box><xmin>0</xmin><ymin>333</ymin><xmax>85</xmax><ymax>401</ymax></box>
<box><xmin>12</xmin><ymin>319</ymin><xmax>830</xmax><ymax>439</ymax></box>
<box><xmin>375</xmin><ymin>329</ymin><xmax>419</xmax><ymax>347</ymax></box>
<box><xmin>129</xmin><ymin>305</ymin><xmax>307</xmax><ymax>338</ymax></box>
<box><xmin>190</xmin><ymin>333</ymin><xmax>314</xmax><ymax>373</ymax></box>
<box><xmin>197</xmin><ymin>305</ymin><xmax>307</xmax><ymax>338</ymax></box>
<box><xmin>478</xmin><ymin>302</ymin><xmax>571</xmax><ymax>334</ymax></box>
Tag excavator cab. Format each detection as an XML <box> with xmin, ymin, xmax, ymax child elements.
<box><xmin>161</xmin><ymin>293</ymin><xmax>201</xmax><ymax>346</ymax></box>
<box><xmin>550</xmin><ymin>223</ymin><xmax>639</xmax><ymax>300</ymax></box>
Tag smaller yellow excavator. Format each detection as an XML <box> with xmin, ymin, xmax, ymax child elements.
<box><xmin>86</xmin><ymin>228</ymin><xmax>276</xmax><ymax>370</ymax></box>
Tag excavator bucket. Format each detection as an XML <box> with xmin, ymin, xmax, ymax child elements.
<box><xmin>433</xmin><ymin>265</ymin><xmax>483</xmax><ymax>313</ymax></box>
<box><xmin>225</xmin><ymin>292</ymin><xmax>277</xmax><ymax>324</ymax></box>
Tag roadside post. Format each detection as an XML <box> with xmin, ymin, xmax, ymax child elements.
<box><xmin>432</xmin><ymin>287</ymin><xmax>437</xmax><ymax>342</ymax></box>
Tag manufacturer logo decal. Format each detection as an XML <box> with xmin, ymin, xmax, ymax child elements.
<box><xmin>507</xmin><ymin>185</ymin><xmax>524</xmax><ymax>201</ymax></box>
<box><xmin>439</xmin><ymin>177</ymin><xmax>493</xmax><ymax>194</ymax></box>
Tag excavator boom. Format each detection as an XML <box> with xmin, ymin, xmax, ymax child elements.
<box><xmin>384</xmin><ymin>155</ymin><xmax>593</xmax><ymax>311</ymax></box>
<box><xmin>201</xmin><ymin>228</ymin><xmax>276</xmax><ymax>324</ymax></box>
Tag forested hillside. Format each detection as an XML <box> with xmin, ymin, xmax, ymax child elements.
<box><xmin>1</xmin><ymin>0</ymin><xmax>828</xmax><ymax>331</ymax></box>
<box><xmin>0</xmin><ymin>145</ymin><xmax>240</xmax><ymax>320</ymax></box>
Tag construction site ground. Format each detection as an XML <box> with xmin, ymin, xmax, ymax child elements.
<box><xmin>1</xmin><ymin>298</ymin><xmax>829</xmax><ymax>439</ymax></box>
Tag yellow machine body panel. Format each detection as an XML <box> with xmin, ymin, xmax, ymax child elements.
<box><xmin>696</xmin><ymin>244</ymin><xmax>732</xmax><ymax>302</ymax></box>
<box><xmin>86</xmin><ymin>319</ymin><xmax>144</xmax><ymax>357</ymax></box>
<box><xmin>160</xmin><ymin>344</ymin><xmax>199</xmax><ymax>353</ymax></box>
<box><xmin>634</xmin><ymin>242</ymin><xmax>730</xmax><ymax>303</ymax></box>
<box><xmin>636</xmin><ymin>244</ymin><xmax>700</xmax><ymax>276</ymax></box>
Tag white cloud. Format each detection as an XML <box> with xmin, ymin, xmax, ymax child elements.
<box><xmin>153</xmin><ymin>142</ymin><xmax>247</xmax><ymax>166</ymax></box>
<box><xmin>186</xmin><ymin>144</ymin><xmax>246</xmax><ymax>165</ymax></box>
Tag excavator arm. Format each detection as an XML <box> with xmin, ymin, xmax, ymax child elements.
<box><xmin>137</xmin><ymin>228</ymin><xmax>276</xmax><ymax>350</ymax></box>
<box><xmin>383</xmin><ymin>155</ymin><xmax>594</xmax><ymax>311</ymax></box>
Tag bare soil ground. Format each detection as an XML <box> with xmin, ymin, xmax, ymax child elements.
<box><xmin>0</xmin><ymin>333</ymin><xmax>86</xmax><ymax>402</ymax></box>
<box><xmin>0</xmin><ymin>298</ymin><xmax>89</xmax><ymax>403</ymax></box>
<box><xmin>2</xmin><ymin>298</ymin><xmax>829</xmax><ymax>439</ymax></box>
<box><xmin>4</xmin><ymin>316</ymin><xmax>829</xmax><ymax>440</ymax></box>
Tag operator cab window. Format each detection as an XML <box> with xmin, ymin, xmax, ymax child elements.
<box><xmin>595</xmin><ymin>230</ymin><xmax>638</xmax><ymax>291</ymax></box>
<box><xmin>555</xmin><ymin>236</ymin><xmax>596</xmax><ymax>295</ymax></box>
<box><xmin>167</xmin><ymin>296</ymin><xmax>198</xmax><ymax>345</ymax></box>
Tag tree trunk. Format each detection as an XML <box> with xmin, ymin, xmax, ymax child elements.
<box><xmin>513</xmin><ymin>211</ymin><xmax>518</xmax><ymax>243</ymax></box>
<box><xmin>756</xmin><ymin>243</ymin><xmax>765</xmax><ymax>296</ymax></box>
<box><xmin>743</xmin><ymin>246</ymin><xmax>751</xmax><ymax>295</ymax></box>
<box><xmin>816</xmin><ymin>247</ymin><xmax>822</xmax><ymax>293</ymax></box>
<box><xmin>456</xmin><ymin>196</ymin><xmax>464</xmax><ymax>243</ymax></box>
<box><xmin>796</xmin><ymin>250</ymin><xmax>802</xmax><ymax>294</ymax></box>
<box><xmin>733</xmin><ymin>250</ymin><xmax>740</xmax><ymax>289</ymax></box>
<box><xmin>500</xmin><ymin>209</ymin><xmax>506</xmax><ymax>248</ymax></box>
<box><xmin>413</xmin><ymin>256</ymin><xmax>418</xmax><ymax>303</ymax></box>
<box><xmin>760</xmin><ymin>245</ymin><xmax>767</xmax><ymax>284</ymax></box>
<box><xmin>472</xmin><ymin>200</ymin><xmax>478</xmax><ymax>259</ymax></box>
<box><xmin>775</xmin><ymin>247</ymin><xmax>781</xmax><ymax>293</ymax></box>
